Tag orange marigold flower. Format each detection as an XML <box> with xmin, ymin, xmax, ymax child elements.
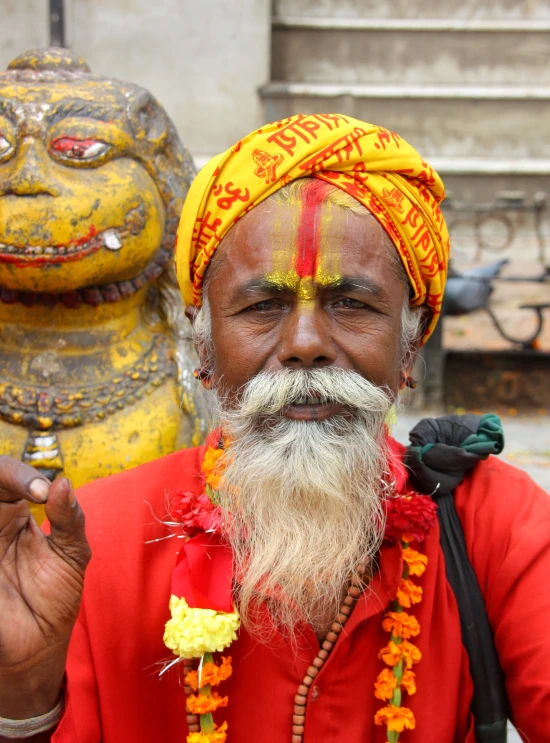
<box><xmin>374</xmin><ymin>668</ymin><xmax>398</xmax><ymax>700</ymax></box>
<box><xmin>400</xmin><ymin>640</ymin><xmax>422</xmax><ymax>669</ymax></box>
<box><xmin>186</xmin><ymin>691</ymin><xmax>228</xmax><ymax>715</ymax></box>
<box><xmin>402</xmin><ymin>547</ymin><xmax>428</xmax><ymax>577</ymax></box>
<box><xmin>382</xmin><ymin>611</ymin><xmax>421</xmax><ymax>640</ymax></box>
<box><xmin>217</xmin><ymin>656</ymin><xmax>233</xmax><ymax>682</ymax></box>
<box><xmin>401</xmin><ymin>669</ymin><xmax>417</xmax><ymax>696</ymax></box>
<box><xmin>187</xmin><ymin>721</ymin><xmax>228</xmax><ymax>743</ymax></box>
<box><xmin>202</xmin><ymin>447</ymin><xmax>225</xmax><ymax>490</ymax></box>
<box><xmin>397</xmin><ymin>578</ymin><xmax>423</xmax><ymax>608</ymax></box>
<box><xmin>198</xmin><ymin>657</ymin><xmax>233</xmax><ymax>689</ymax></box>
<box><xmin>185</xmin><ymin>669</ymin><xmax>199</xmax><ymax>692</ymax></box>
<box><xmin>374</xmin><ymin>705</ymin><xmax>416</xmax><ymax>732</ymax></box>
<box><xmin>379</xmin><ymin>640</ymin><xmax>422</xmax><ymax>669</ymax></box>
<box><xmin>379</xmin><ymin>640</ymin><xmax>402</xmax><ymax>666</ymax></box>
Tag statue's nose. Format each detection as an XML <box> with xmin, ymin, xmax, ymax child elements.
<box><xmin>1</xmin><ymin>138</ymin><xmax>61</xmax><ymax>197</ymax></box>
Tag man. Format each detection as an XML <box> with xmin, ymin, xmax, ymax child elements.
<box><xmin>0</xmin><ymin>115</ymin><xmax>549</xmax><ymax>743</ymax></box>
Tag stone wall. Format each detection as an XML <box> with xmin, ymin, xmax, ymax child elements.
<box><xmin>0</xmin><ymin>0</ymin><xmax>271</xmax><ymax>166</ymax></box>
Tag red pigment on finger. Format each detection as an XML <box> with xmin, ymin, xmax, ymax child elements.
<box><xmin>295</xmin><ymin>180</ymin><xmax>332</xmax><ymax>279</ymax></box>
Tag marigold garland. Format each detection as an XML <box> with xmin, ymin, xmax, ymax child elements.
<box><xmin>186</xmin><ymin>657</ymin><xmax>233</xmax><ymax>692</ymax></box>
<box><xmin>164</xmin><ymin>445</ymin><xmax>236</xmax><ymax>743</ymax></box>
<box><xmin>374</xmin><ymin>491</ymin><xmax>434</xmax><ymax>743</ymax></box>
<box><xmin>186</xmin><ymin>692</ymin><xmax>229</xmax><ymax>715</ymax></box>
<box><xmin>165</xmin><ymin>442</ymin><xmax>436</xmax><ymax>743</ymax></box>
<box><xmin>374</xmin><ymin>705</ymin><xmax>416</xmax><ymax>733</ymax></box>
<box><xmin>163</xmin><ymin>597</ymin><xmax>240</xmax><ymax>658</ymax></box>
<box><xmin>187</xmin><ymin>721</ymin><xmax>228</xmax><ymax>743</ymax></box>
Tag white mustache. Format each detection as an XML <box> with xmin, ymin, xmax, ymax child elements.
<box><xmin>235</xmin><ymin>367</ymin><xmax>392</xmax><ymax>418</ymax></box>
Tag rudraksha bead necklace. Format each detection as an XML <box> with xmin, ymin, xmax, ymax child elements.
<box><xmin>291</xmin><ymin>563</ymin><xmax>368</xmax><ymax>743</ymax></box>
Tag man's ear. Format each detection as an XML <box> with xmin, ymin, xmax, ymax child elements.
<box><xmin>185</xmin><ymin>305</ymin><xmax>198</xmax><ymax>325</ymax></box>
<box><xmin>402</xmin><ymin>305</ymin><xmax>433</xmax><ymax>375</ymax></box>
<box><xmin>415</xmin><ymin>306</ymin><xmax>433</xmax><ymax>353</ymax></box>
<box><xmin>185</xmin><ymin>305</ymin><xmax>213</xmax><ymax>374</ymax></box>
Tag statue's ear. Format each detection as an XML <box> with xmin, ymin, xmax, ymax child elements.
<box><xmin>127</xmin><ymin>90</ymin><xmax>168</xmax><ymax>148</ymax></box>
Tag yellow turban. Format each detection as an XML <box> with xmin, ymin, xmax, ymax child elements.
<box><xmin>176</xmin><ymin>113</ymin><xmax>450</xmax><ymax>342</ymax></box>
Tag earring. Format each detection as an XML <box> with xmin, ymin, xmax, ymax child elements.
<box><xmin>401</xmin><ymin>374</ymin><xmax>418</xmax><ymax>390</ymax></box>
<box><xmin>193</xmin><ymin>368</ymin><xmax>213</xmax><ymax>390</ymax></box>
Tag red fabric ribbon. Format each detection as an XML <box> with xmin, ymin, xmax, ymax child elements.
<box><xmin>171</xmin><ymin>532</ymin><xmax>234</xmax><ymax>613</ymax></box>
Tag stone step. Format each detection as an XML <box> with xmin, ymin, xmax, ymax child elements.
<box><xmin>271</xmin><ymin>23</ymin><xmax>550</xmax><ymax>86</ymax></box>
<box><xmin>261</xmin><ymin>83</ymin><xmax>550</xmax><ymax>160</ymax></box>
<box><xmin>273</xmin><ymin>0</ymin><xmax>550</xmax><ymax>20</ymax></box>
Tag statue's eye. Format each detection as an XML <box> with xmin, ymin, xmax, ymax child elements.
<box><xmin>51</xmin><ymin>137</ymin><xmax>110</xmax><ymax>161</ymax></box>
<box><xmin>0</xmin><ymin>133</ymin><xmax>13</xmax><ymax>159</ymax></box>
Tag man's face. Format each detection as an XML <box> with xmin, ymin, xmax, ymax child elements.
<box><xmin>201</xmin><ymin>195</ymin><xmax>409</xmax><ymax>411</ymax></box>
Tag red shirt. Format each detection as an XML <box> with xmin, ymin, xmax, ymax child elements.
<box><xmin>52</xmin><ymin>439</ymin><xmax>550</xmax><ymax>742</ymax></box>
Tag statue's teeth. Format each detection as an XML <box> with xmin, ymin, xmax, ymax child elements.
<box><xmin>103</xmin><ymin>229</ymin><xmax>122</xmax><ymax>251</ymax></box>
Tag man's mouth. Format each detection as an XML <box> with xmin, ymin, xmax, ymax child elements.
<box><xmin>0</xmin><ymin>203</ymin><xmax>145</xmax><ymax>266</ymax></box>
<box><xmin>295</xmin><ymin>395</ymin><xmax>329</xmax><ymax>405</ymax></box>
<box><xmin>283</xmin><ymin>398</ymin><xmax>346</xmax><ymax>421</ymax></box>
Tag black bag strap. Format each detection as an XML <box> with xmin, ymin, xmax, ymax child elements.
<box><xmin>404</xmin><ymin>413</ymin><xmax>510</xmax><ymax>742</ymax></box>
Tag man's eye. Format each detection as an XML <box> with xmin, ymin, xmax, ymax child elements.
<box><xmin>247</xmin><ymin>300</ymin><xmax>279</xmax><ymax>312</ymax></box>
<box><xmin>0</xmin><ymin>133</ymin><xmax>13</xmax><ymax>159</ymax></box>
<box><xmin>332</xmin><ymin>297</ymin><xmax>367</xmax><ymax>309</ymax></box>
<box><xmin>51</xmin><ymin>137</ymin><xmax>110</xmax><ymax>160</ymax></box>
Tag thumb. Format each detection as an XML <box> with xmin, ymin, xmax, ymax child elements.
<box><xmin>45</xmin><ymin>478</ymin><xmax>91</xmax><ymax>572</ymax></box>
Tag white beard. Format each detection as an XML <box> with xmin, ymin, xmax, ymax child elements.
<box><xmin>210</xmin><ymin>368</ymin><xmax>393</xmax><ymax>639</ymax></box>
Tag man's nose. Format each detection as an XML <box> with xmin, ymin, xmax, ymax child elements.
<box><xmin>1</xmin><ymin>138</ymin><xmax>60</xmax><ymax>197</ymax></box>
<box><xmin>277</xmin><ymin>306</ymin><xmax>337</xmax><ymax>369</ymax></box>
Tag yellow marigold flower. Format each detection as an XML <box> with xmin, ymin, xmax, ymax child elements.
<box><xmin>186</xmin><ymin>657</ymin><xmax>233</xmax><ymax>691</ymax></box>
<box><xmin>379</xmin><ymin>640</ymin><xmax>422</xmax><ymax>669</ymax></box>
<box><xmin>374</xmin><ymin>668</ymin><xmax>398</xmax><ymax>700</ymax></box>
<box><xmin>186</xmin><ymin>691</ymin><xmax>228</xmax><ymax>715</ymax></box>
<box><xmin>382</xmin><ymin>611</ymin><xmax>421</xmax><ymax>639</ymax></box>
<box><xmin>164</xmin><ymin>596</ymin><xmax>240</xmax><ymax>659</ymax></box>
<box><xmin>402</xmin><ymin>547</ymin><xmax>428</xmax><ymax>577</ymax></box>
<box><xmin>202</xmin><ymin>447</ymin><xmax>225</xmax><ymax>490</ymax></box>
<box><xmin>396</xmin><ymin>578</ymin><xmax>423</xmax><ymax>608</ymax></box>
<box><xmin>187</xmin><ymin>721</ymin><xmax>228</xmax><ymax>743</ymax></box>
<box><xmin>374</xmin><ymin>705</ymin><xmax>416</xmax><ymax>732</ymax></box>
<box><xmin>401</xmin><ymin>669</ymin><xmax>417</xmax><ymax>696</ymax></box>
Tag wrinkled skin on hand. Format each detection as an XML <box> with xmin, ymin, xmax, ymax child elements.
<box><xmin>0</xmin><ymin>457</ymin><xmax>90</xmax><ymax>721</ymax></box>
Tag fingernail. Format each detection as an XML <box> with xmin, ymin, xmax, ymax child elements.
<box><xmin>68</xmin><ymin>488</ymin><xmax>76</xmax><ymax>508</ymax></box>
<box><xmin>29</xmin><ymin>478</ymin><xmax>50</xmax><ymax>502</ymax></box>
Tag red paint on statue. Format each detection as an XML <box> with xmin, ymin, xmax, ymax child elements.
<box><xmin>0</xmin><ymin>225</ymin><xmax>99</xmax><ymax>267</ymax></box>
<box><xmin>294</xmin><ymin>180</ymin><xmax>332</xmax><ymax>279</ymax></box>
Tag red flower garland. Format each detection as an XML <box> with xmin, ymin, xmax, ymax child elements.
<box><xmin>384</xmin><ymin>492</ymin><xmax>437</xmax><ymax>544</ymax></box>
<box><xmin>172</xmin><ymin>491</ymin><xmax>223</xmax><ymax>536</ymax></box>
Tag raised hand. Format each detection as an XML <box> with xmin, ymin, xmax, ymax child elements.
<box><xmin>0</xmin><ymin>457</ymin><xmax>90</xmax><ymax>721</ymax></box>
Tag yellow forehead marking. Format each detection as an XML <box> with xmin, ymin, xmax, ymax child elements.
<box><xmin>265</xmin><ymin>268</ymin><xmax>341</xmax><ymax>302</ymax></box>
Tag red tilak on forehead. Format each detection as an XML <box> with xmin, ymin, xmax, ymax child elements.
<box><xmin>295</xmin><ymin>180</ymin><xmax>332</xmax><ymax>279</ymax></box>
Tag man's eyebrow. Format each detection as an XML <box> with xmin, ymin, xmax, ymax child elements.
<box><xmin>235</xmin><ymin>277</ymin><xmax>286</xmax><ymax>297</ymax></box>
<box><xmin>48</xmin><ymin>100</ymin><xmax>118</xmax><ymax>125</ymax></box>
<box><xmin>0</xmin><ymin>99</ymin><xmax>15</xmax><ymax>122</ymax></box>
<box><xmin>232</xmin><ymin>275</ymin><xmax>384</xmax><ymax>301</ymax></box>
<box><xmin>324</xmin><ymin>276</ymin><xmax>384</xmax><ymax>295</ymax></box>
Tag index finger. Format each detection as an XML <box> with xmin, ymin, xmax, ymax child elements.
<box><xmin>0</xmin><ymin>455</ymin><xmax>52</xmax><ymax>504</ymax></box>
